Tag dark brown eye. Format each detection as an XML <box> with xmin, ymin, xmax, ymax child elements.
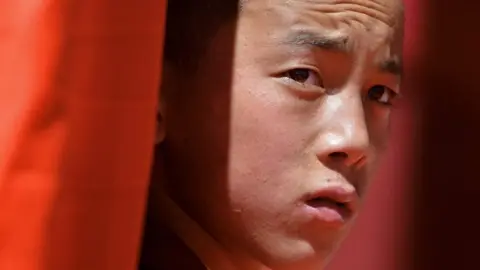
<box><xmin>367</xmin><ymin>85</ymin><xmax>397</xmax><ymax>105</ymax></box>
<box><xmin>285</xmin><ymin>68</ymin><xmax>323</xmax><ymax>87</ymax></box>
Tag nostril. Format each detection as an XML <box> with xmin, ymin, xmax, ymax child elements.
<box><xmin>328</xmin><ymin>152</ymin><xmax>348</xmax><ymax>159</ymax></box>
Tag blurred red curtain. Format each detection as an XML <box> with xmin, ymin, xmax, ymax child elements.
<box><xmin>412</xmin><ymin>0</ymin><xmax>480</xmax><ymax>269</ymax></box>
<box><xmin>0</xmin><ymin>1</ymin><xmax>166</xmax><ymax>269</ymax></box>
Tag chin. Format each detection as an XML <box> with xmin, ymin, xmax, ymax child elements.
<box><xmin>255</xmin><ymin>239</ymin><xmax>337</xmax><ymax>270</ymax></box>
<box><xmin>265</xmin><ymin>255</ymin><xmax>328</xmax><ymax>270</ymax></box>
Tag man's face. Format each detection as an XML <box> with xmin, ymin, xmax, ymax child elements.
<box><xmin>160</xmin><ymin>0</ymin><xmax>403</xmax><ymax>268</ymax></box>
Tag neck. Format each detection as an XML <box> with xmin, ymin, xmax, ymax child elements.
<box><xmin>156</xmin><ymin>191</ymin><xmax>271</xmax><ymax>270</ymax></box>
<box><xmin>147</xmin><ymin>151</ymin><xmax>269</xmax><ymax>270</ymax></box>
<box><xmin>226</xmin><ymin>251</ymin><xmax>269</xmax><ymax>270</ymax></box>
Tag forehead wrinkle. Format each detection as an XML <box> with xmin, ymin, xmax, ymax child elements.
<box><xmin>241</xmin><ymin>0</ymin><xmax>404</xmax><ymax>70</ymax></box>
<box><xmin>290</xmin><ymin>0</ymin><xmax>401</xmax><ymax>28</ymax></box>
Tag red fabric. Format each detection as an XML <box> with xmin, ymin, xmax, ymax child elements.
<box><xmin>0</xmin><ymin>1</ymin><xmax>166</xmax><ymax>269</ymax></box>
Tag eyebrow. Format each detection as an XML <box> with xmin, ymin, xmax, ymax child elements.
<box><xmin>379</xmin><ymin>56</ymin><xmax>403</xmax><ymax>76</ymax></box>
<box><xmin>283</xmin><ymin>30</ymin><xmax>351</xmax><ymax>52</ymax></box>
<box><xmin>282</xmin><ymin>30</ymin><xmax>403</xmax><ymax>76</ymax></box>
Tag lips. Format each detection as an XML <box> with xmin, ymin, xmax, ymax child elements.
<box><xmin>304</xmin><ymin>186</ymin><xmax>358</xmax><ymax>224</ymax></box>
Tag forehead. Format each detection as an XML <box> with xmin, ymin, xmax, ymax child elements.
<box><xmin>239</xmin><ymin>0</ymin><xmax>404</xmax><ymax>53</ymax></box>
<box><xmin>241</xmin><ymin>0</ymin><xmax>402</xmax><ymax>22</ymax></box>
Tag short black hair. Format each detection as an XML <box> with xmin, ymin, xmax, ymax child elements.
<box><xmin>163</xmin><ymin>0</ymin><xmax>241</xmax><ymax>72</ymax></box>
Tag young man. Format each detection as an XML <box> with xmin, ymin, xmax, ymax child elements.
<box><xmin>140</xmin><ymin>0</ymin><xmax>404</xmax><ymax>269</ymax></box>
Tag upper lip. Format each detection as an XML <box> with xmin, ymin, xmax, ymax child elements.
<box><xmin>304</xmin><ymin>185</ymin><xmax>359</xmax><ymax>214</ymax></box>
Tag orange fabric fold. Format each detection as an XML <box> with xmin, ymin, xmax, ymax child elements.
<box><xmin>0</xmin><ymin>1</ymin><xmax>166</xmax><ymax>269</ymax></box>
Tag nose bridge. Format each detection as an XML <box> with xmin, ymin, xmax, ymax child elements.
<box><xmin>321</xmin><ymin>91</ymin><xmax>370</xmax><ymax>165</ymax></box>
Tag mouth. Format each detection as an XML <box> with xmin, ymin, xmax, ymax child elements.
<box><xmin>307</xmin><ymin>198</ymin><xmax>349</xmax><ymax>210</ymax></box>
<box><xmin>303</xmin><ymin>187</ymin><xmax>358</xmax><ymax>226</ymax></box>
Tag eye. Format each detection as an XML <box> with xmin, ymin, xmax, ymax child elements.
<box><xmin>284</xmin><ymin>68</ymin><xmax>324</xmax><ymax>87</ymax></box>
<box><xmin>367</xmin><ymin>85</ymin><xmax>398</xmax><ymax>106</ymax></box>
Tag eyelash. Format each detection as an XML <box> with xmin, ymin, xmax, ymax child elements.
<box><xmin>281</xmin><ymin>68</ymin><xmax>399</xmax><ymax>107</ymax></box>
<box><xmin>366</xmin><ymin>85</ymin><xmax>399</xmax><ymax>106</ymax></box>
<box><xmin>283</xmin><ymin>68</ymin><xmax>324</xmax><ymax>88</ymax></box>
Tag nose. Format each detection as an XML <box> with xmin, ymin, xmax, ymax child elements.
<box><xmin>316</xmin><ymin>97</ymin><xmax>370</xmax><ymax>168</ymax></box>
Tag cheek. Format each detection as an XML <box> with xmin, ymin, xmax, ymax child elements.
<box><xmin>228</xmin><ymin>105</ymin><xmax>298</xmax><ymax>186</ymax></box>
<box><xmin>365</xmin><ymin>105</ymin><xmax>391</xmax><ymax>147</ymax></box>
<box><xmin>362</xmin><ymin>108</ymin><xmax>391</xmax><ymax>193</ymax></box>
<box><xmin>226</xmin><ymin>80</ymin><xmax>309</xmax><ymax>208</ymax></box>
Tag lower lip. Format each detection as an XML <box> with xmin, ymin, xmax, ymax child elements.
<box><xmin>304</xmin><ymin>200</ymin><xmax>351</xmax><ymax>227</ymax></box>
